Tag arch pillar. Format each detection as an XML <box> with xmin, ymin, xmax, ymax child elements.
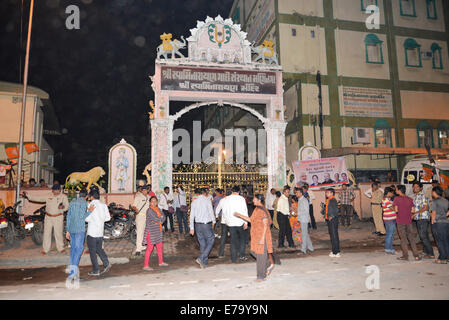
<box><xmin>264</xmin><ymin>121</ymin><xmax>288</xmax><ymax>191</ymax></box>
<box><xmin>150</xmin><ymin>118</ymin><xmax>174</xmax><ymax>194</ymax></box>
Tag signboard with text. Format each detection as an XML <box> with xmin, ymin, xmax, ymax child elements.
<box><xmin>341</xmin><ymin>86</ymin><xmax>393</xmax><ymax>118</ymax></box>
<box><xmin>292</xmin><ymin>157</ymin><xmax>349</xmax><ymax>190</ymax></box>
<box><xmin>161</xmin><ymin>66</ymin><xmax>277</xmax><ymax>95</ymax></box>
<box><xmin>247</xmin><ymin>0</ymin><xmax>275</xmax><ymax>44</ymax></box>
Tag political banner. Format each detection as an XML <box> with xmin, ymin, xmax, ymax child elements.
<box><xmin>292</xmin><ymin>157</ymin><xmax>349</xmax><ymax>190</ymax></box>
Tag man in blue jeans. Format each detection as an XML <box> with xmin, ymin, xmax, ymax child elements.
<box><xmin>65</xmin><ymin>189</ymin><xmax>90</xmax><ymax>280</ymax></box>
<box><xmin>190</xmin><ymin>188</ymin><xmax>216</xmax><ymax>268</ymax></box>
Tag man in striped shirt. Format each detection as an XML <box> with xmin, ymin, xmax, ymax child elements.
<box><xmin>66</xmin><ymin>189</ymin><xmax>90</xmax><ymax>280</ymax></box>
<box><xmin>382</xmin><ymin>187</ymin><xmax>397</xmax><ymax>255</ymax></box>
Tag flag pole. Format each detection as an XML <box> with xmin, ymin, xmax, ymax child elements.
<box><xmin>16</xmin><ymin>0</ymin><xmax>35</xmax><ymax>205</ymax></box>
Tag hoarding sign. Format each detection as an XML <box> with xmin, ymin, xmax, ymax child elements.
<box><xmin>292</xmin><ymin>157</ymin><xmax>349</xmax><ymax>190</ymax></box>
<box><xmin>341</xmin><ymin>87</ymin><xmax>393</xmax><ymax>118</ymax></box>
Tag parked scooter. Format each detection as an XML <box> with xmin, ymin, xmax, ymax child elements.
<box><xmin>24</xmin><ymin>206</ymin><xmax>46</xmax><ymax>245</ymax></box>
<box><xmin>103</xmin><ymin>203</ymin><xmax>136</xmax><ymax>242</ymax></box>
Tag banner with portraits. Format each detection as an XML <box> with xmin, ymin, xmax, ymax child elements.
<box><xmin>292</xmin><ymin>157</ymin><xmax>349</xmax><ymax>190</ymax></box>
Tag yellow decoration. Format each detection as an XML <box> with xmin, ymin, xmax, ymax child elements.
<box><xmin>148</xmin><ymin>100</ymin><xmax>155</xmax><ymax>120</ymax></box>
<box><xmin>143</xmin><ymin>162</ymin><xmax>152</xmax><ymax>185</ymax></box>
<box><xmin>262</xmin><ymin>40</ymin><xmax>275</xmax><ymax>58</ymax></box>
<box><xmin>407</xmin><ymin>174</ymin><xmax>415</xmax><ymax>182</ymax></box>
<box><xmin>160</xmin><ymin>33</ymin><xmax>174</xmax><ymax>51</ymax></box>
<box><xmin>65</xmin><ymin>166</ymin><xmax>105</xmax><ymax>190</ymax></box>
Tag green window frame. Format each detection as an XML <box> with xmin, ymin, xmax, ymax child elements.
<box><xmin>374</xmin><ymin>120</ymin><xmax>392</xmax><ymax>147</ymax></box>
<box><xmin>431</xmin><ymin>43</ymin><xmax>443</xmax><ymax>70</ymax></box>
<box><xmin>437</xmin><ymin>121</ymin><xmax>449</xmax><ymax>148</ymax></box>
<box><xmin>417</xmin><ymin>121</ymin><xmax>434</xmax><ymax>148</ymax></box>
<box><xmin>400</xmin><ymin>0</ymin><xmax>417</xmax><ymax>17</ymax></box>
<box><xmin>404</xmin><ymin>38</ymin><xmax>422</xmax><ymax>68</ymax></box>
<box><xmin>361</xmin><ymin>0</ymin><xmax>378</xmax><ymax>11</ymax></box>
<box><xmin>365</xmin><ymin>34</ymin><xmax>384</xmax><ymax>64</ymax></box>
<box><xmin>426</xmin><ymin>0</ymin><xmax>437</xmax><ymax>20</ymax></box>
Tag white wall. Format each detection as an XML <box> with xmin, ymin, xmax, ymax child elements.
<box><xmin>278</xmin><ymin>0</ymin><xmax>324</xmax><ymax>17</ymax></box>
<box><xmin>279</xmin><ymin>24</ymin><xmax>328</xmax><ymax>74</ymax></box>
<box><xmin>392</xmin><ymin>0</ymin><xmax>446</xmax><ymax>32</ymax></box>
<box><xmin>396</xmin><ymin>36</ymin><xmax>449</xmax><ymax>83</ymax></box>
<box><xmin>335</xmin><ymin>30</ymin><xmax>390</xmax><ymax>79</ymax></box>
<box><xmin>333</xmin><ymin>0</ymin><xmax>386</xmax><ymax>24</ymax></box>
<box><xmin>401</xmin><ymin>90</ymin><xmax>449</xmax><ymax>119</ymax></box>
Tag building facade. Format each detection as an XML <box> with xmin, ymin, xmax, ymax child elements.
<box><xmin>0</xmin><ymin>81</ymin><xmax>60</xmax><ymax>186</ymax></box>
<box><xmin>226</xmin><ymin>0</ymin><xmax>449</xmax><ymax>182</ymax></box>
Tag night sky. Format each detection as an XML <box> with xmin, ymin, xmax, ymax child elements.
<box><xmin>0</xmin><ymin>0</ymin><xmax>234</xmax><ymax>182</ymax></box>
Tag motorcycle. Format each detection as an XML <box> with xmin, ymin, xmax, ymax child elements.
<box><xmin>1</xmin><ymin>202</ymin><xmax>26</xmax><ymax>247</ymax></box>
<box><xmin>103</xmin><ymin>203</ymin><xmax>136</xmax><ymax>243</ymax></box>
<box><xmin>24</xmin><ymin>206</ymin><xmax>46</xmax><ymax>245</ymax></box>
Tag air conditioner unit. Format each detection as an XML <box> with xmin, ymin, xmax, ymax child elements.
<box><xmin>421</xmin><ymin>51</ymin><xmax>433</xmax><ymax>60</ymax></box>
<box><xmin>352</xmin><ymin>128</ymin><xmax>371</xmax><ymax>144</ymax></box>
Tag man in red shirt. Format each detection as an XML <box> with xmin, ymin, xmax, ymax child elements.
<box><xmin>393</xmin><ymin>185</ymin><xmax>421</xmax><ymax>261</ymax></box>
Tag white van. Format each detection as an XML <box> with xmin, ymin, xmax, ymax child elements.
<box><xmin>401</xmin><ymin>155</ymin><xmax>449</xmax><ymax>196</ymax></box>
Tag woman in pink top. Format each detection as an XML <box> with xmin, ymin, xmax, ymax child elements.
<box><xmin>382</xmin><ymin>187</ymin><xmax>397</xmax><ymax>255</ymax></box>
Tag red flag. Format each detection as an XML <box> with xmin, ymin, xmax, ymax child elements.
<box><xmin>24</xmin><ymin>143</ymin><xmax>39</xmax><ymax>154</ymax></box>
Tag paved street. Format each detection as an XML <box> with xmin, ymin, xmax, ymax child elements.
<box><xmin>0</xmin><ymin>249</ymin><xmax>448</xmax><ymax>300</ymax></box>
<box><xmin>0</xmin><ymin>220</ymin><xmax>448</xmax><ymax>300</ymax></box>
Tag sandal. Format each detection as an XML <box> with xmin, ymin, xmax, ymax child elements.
<box><xmin>143</xmin><ymin>266</ymin><xmax>153</xmax><ymax>271</ymax></box>
<box><xmin>414</xmin><ymin>256</ymin><xmax>422</xmax><ymax>261</ymax></box>
<box><xmin>397</xmin><ymin>256</ymin><xmax>408</xmax><ymax>261</ymax></box>
<box><xmin>266</xmin><ymin>264</ymin><xmax>275</xmax><ymax>277</ymax></box>
<box><xmin>434</xmin><ymin>260</ymin><xmax>448</xmax><ymax>264</ymax></box>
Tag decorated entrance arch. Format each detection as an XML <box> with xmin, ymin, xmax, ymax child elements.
<box><xmin>149</xmin><ymin>15</ymin><xmax>287</xmax><ymax>193</ymax></box>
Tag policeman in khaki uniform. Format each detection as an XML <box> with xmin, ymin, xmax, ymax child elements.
<box><xmin>365</xmin><ymin>182</ymin><xmax>386</xmax><ymax>236</ymax></box>
<box><xmin>22</xmin><ymin>185</ymin><xmax>69</xmax><ymax>254</ymax></box>
<box><xmin>132</xmin><ymin>184</ymin><xmax>151</xmax><ymax>256</ymax></box>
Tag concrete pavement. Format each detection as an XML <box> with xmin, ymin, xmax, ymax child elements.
<box><xmin>0</xmin><ymin>249</ymin><xmax>448</xmax><ymax>300</ymax></box>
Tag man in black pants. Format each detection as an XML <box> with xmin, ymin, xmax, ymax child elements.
<box><xmin>324</xmin><ymin>188</ymin><xmax>341</xmax><ymax>258</ymax></box>
<box><xmin>85</xmin><ymin>189</ymin><xmax>112</xmax><ymax>276</ymax></box>
<box><xmin>277</xmin><ymin>186</ymin><xmax>295</xmax><ymax>248</ymax></box>
<box><xmin>219</xmin><ymin>186</ymin><xmax>249</xmax><ymax>263</ymax></box>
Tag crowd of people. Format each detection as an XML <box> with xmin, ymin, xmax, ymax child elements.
<box><xmin>15</xmin><ymin>177</ymin><xmax>449</xmax><ymax>283</ymax></box>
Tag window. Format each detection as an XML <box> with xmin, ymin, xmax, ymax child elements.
<box><xmin>400</xmin><ymin>0</ymin><xmax>417</xmax><ymax>17</ymax></box>
<box><xmin>292</xmin><ymin>28</ymin><xmax>297</xmax><ymax>37</ymax></box>
<box><xmin>365</xmin><ymin>34</ymin><xmax>384</xmax><ymax>64</ymax></box>
<box><xmin>431</xmin><ymin>43</ymin><xmax>443</xmax><ymax>69</ymax></box>
<box><xmin>426</xmin><ymin>0</ymin><xmax>437</xmax><ymax>19</ymax></box>
<box><xmin>361</xmin><ymin>0</ymin><xmax>378</xmax><ymax>11</ymax></box>
<box><xmin>438</xmin><ymin>121</ymin><xmax>449</xmax><ymax>148</ymax></box>
<box><xmin>417</xmin><ymin>121</ymin><xmax>434</xmax><ymax>148</ymax></box>
<box><xmin>404</xmin><ymin>38</ymin><xmax>422</xmax><ymax>68</ymax></box>
<box><xmin>374</xmin><ymin>120</ymin><xmax>392</xmax><ymax>147</ymax></box>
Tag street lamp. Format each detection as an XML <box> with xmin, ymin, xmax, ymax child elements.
<box><xmin>16</xmin><ymin>0</ymin><xmax>35</xmax><ymax>205</ymax></box>
<box><xmin>218</xmin><ymin>148</ymin><xmax>226</xmax><ymax>189</ymax></box>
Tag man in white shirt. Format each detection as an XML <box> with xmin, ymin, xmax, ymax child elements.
<box><xmin>159</xmin><ymin>186</ymin><xmax>175</xmax><ymax>233</ymax></box>
<box><xmin>266</xmin><ymin>188</ymin><xmax>276</xmax><ymax>222</ymax></box>
<box><xmin>85</xmin><ymin>189</ymin><xmax>111</xmax><ymax>276</ymax></box>
<box><xmin>175</xmin><ymin>185</ymin><xmax>189</xmax><ymax>234</ymax></box>
<box><xmin>189</xmin><ymin>188</ymin><xmax>216</xmax><ymax>268</ymax></box>
<box><xmin>219</xmin><ymin>186</ymin><xmax>248</xmax><ymax>263</ymax></box>
<box><xmin>277</xmin><ymin>186</ymin><xmax>295</xmax><ymax>248</ymax></box>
